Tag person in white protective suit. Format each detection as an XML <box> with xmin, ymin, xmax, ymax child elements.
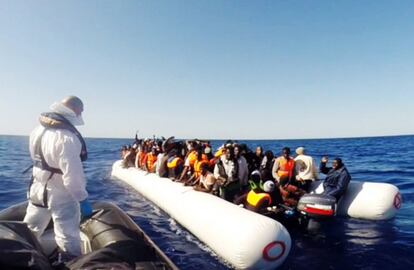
<box><xmin>23</xmin><ymin>96</ymin><xmax>93</xmax><ymax>259</ymax></box>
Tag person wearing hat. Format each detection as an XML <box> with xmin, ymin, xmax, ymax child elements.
<box><xmin>319</xmin><ymin>156</ymin><xmax>352</xmax><ymax>201</ymax></box>
<box><xmin>294</xmin><ymin>147</ymin><xmax>319</xmax><ymax>191</ymax></box>
<box><xmin>23</xmin><ymin>96</ymin><xmax>92</xmax><ymax>261</ymax></box>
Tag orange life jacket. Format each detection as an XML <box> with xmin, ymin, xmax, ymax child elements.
<box><xmin>193</xmin><ymin>155</ymin><xmax>209</xmax><ymax>178</ymax></box>
<box><xmin>277</xmin><ymin>158</ymin><xmax>295</xmax><ymax>180</ymax></box>
<box><xmin>146</xmin><ymin>153</ymin><xmax>157</xmax><ymax>173</ymax></box>
<box><xmin>246</xmin><ymin>190</ymin><xmax>272</xmax><ymax>208</ymax></box>
<box><xmin>167</xmin><ymin>157</ymin><xmax>183</xmax><ymax>169</ymax></box>
<box><xmin>138</xmin><ymin>152</ymin><xmax>146</xmax><ymax>169</ymax></box>
<box><xmin>187</xmin><ymin>150</ymin><xmax>198</xmax><ymax>168</ymax></box>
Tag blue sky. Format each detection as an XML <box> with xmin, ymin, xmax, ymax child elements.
<box><xmin>1</xmin><ymin>0</ymin><xmax>413</xmax><ymax>139</ymax></box>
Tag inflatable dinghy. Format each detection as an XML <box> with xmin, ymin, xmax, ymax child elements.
<box><xmin>309</xmin><ymin>180</ymin><xmax>401</xmax><ymax>220</ymax></box>
<box><xmin>0</xmin><ymin>201</ymin><xmax>178</xmax><ymax>270</ymax></box>
<box><xmin>111</xmin><ymin>160</ymin><xmax>291</xmax><ymax>270</ymax></box>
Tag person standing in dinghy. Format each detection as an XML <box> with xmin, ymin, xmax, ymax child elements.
<box><xmin>319</xmin><ymin>157</ymin><xmax>351</xmax><ymax>201</ymax></box>
<box><xmin>24</xmin><ymin>96</ymin><xmax>93</xmax><ymax>261</ymax></box>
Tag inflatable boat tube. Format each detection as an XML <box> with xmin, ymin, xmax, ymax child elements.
<box><xmin>0</xmin><ymin>221</ymin><xmax>52</xmax><ymax>270</ymax></box>
<box><xmin>111</xmin><ymin>160</ymin><xmax>291</xmax><ymax>270</ymax></box>
<box><xmin>0</xmin><ymin>201</ymin><xmax>178</xmax><ymax>270</ymax></box>
<box><xmin>311</xmin><ymin>180</ymin><xmax>401</xmax><ymax>220</ymax></box>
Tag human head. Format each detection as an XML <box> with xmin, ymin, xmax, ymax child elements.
<box><xmin>263</xmin><ymin>181</ymin><xmax>275</xmax><ymax>193</ymax></box>
<box><xmin>250</xmin><ymin>170</ymin><xmax>261</xmax><ymax>182</ymax></box>
<box><xmin>239</xmin><ymin>144</ymin><xmax>248</xmax><ymax>154</ymax></box>
<box><xmin>225</xmin><ymin>140</ymin><xmax>233</xmax><ymax>147</ymax></box>
<box><xmin>204</xmin><ymin>146</ymin><xmax>212</xmax><ymax>155</ymax></box>
<box><xmin>282</xmin><ymin>147</ymin><xmax>291</xmax><ymax>159</ymax></box>
<box><xmin>234</xmin><ymin>144</ymin><xmax>241</xmax><ymax>158</ymax></box>
<box><xmin>50</xmin><ymin>95</ymin><xmax>84</xmax><ymax>126</ymax></box>
<box><xmin>121</xmin><ymin>145</ymin><xmax>127</xmax><ymax>152</ymax></box>
<box><xmin>201</xmin><ymin>162</ymin><xmax>210</xmax><ymax>175</ymax></box>
<box><xmin>151</xmin><ymin>146</ymin><xmax>158</xmax><ymax>155</ymax></box>
<box><xmin>256</xmin><ymin>146</ymin><xmax>263</xmax><ymax>157</ymax></box>
<box><xmin>195</xmin><ymin>144</ymin><xmax>203</xmax><ymax>158</ymax></box>
<box><xmin>332</xmin><ymin>158</ymin><xmax>343</xmax><ymax>170</ymax></box>
<box><xmin>225</xmin><ymin>146</ymin><xmax>235</xmax><ymax>160</ymax></box>
<box><xmin>295</xmin><ymin>147</ymin><xmax>305</xmax><ymax>156</ymax></box>
<box><xmin>264</xmin><ymin>150</ymin><xmax>274</xmax><ymax>160</ymax></box>
<box><xmin>187</xmin><ymin>140</ymin><xmax>197</xmax><ymax>151</ymax></box>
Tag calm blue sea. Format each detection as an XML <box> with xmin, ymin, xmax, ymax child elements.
<box><xmin>1</xmin><ymin>135</ymin><xmax>414</xmax><ymax>269</ymax></box>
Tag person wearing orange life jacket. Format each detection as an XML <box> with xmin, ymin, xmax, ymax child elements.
<box><xmin>272</xmin><ymin>147</ymin><xmax>296</xmax><ymax>183</ymax></box>
<box><xmin>204</xmin><ymin>144</ymin><xmax>214</xmax><ymax>160</ymax></box>
<box><xmin>272</xmin><ymin>147</ymin><xmax>305</xmax><ymax>207</ymax></box>
<box><xmin>178</xmin><ymin>141</ymin><xmax>198</xmax><ymax>182</ymax></box>
<box><xmin>184</xmin><ymin>146</ymin><xmax>209</xmax><ymax>186</ymax></box>
<box><xmin>135</xmin><ymin>145</ymin><xmax>147</xmax><ymax>170</ymax></box>
<box><xmin>193</xmin><ymin>158</ymin><xmax>209</xmax><ymax>179</ymax></box>
<box><xmin>143</xmin><ymin>147</ymin><xmax>158</xmax><ymax>173</ymax></box>
<box><xmin>166</xmin><ymin>149</ymin><xmax>184</xmax><ymax>179</ymax></box>
<box><xmin>203</xmin><ymin>144</ymin><xmax>215</xmax><ymax>171</ymax></box>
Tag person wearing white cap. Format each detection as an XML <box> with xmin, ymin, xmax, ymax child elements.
<box><xmin>23</xmin><ymin>96</ymin><xmax>92</xmax><ymax>260</ymax></box>
<box><xmin>294</xmin><ymin>147</ymin><xmax>319</xmax><ymax>191</ymax></box>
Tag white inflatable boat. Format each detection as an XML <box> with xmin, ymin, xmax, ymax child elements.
<box><xmin>111</xmin><ymin>160</ymin><xmax>291</xmax><ymax>270</ymax></box>
<box><xmin>310</xmin><ymin>180</ymin><xmax>401</xmax><ymax>220</ymax></box>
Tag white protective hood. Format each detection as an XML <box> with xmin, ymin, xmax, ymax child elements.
<box><xmin>50</xmin><ymin>102</ymin><xmax>84</xmax><ymax>126</ymax></box>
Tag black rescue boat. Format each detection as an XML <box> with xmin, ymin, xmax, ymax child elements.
<box><xmin>0</xmin><ymin>201</ymin><xmax>178</xmax><ymax>270</ymax></box>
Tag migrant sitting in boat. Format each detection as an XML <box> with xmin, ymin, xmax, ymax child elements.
<box><xmin>319</xmin><ymin>156</ymin><xmax>352</xmax><ymax>202</ymax></box>
<box><xmin>294</xmin><ymin>147</ymin><xmax>319</xmax><ymax>192</ymax></box>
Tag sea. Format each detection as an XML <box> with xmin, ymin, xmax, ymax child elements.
<box><xmin>1</xmin><ymin>134</ymin><xmax>413</xmax><ymax>270</ymax></box>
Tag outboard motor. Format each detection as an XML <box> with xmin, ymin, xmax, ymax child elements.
<box><xmin>297</xmin><ymin>194</ymin><xmax>337</xmax><ymax>217</ymax></box>
<box><xmin>297</xmin><ymin>194</ymin><xmax>337</xmax><ymax>231</ymax></box>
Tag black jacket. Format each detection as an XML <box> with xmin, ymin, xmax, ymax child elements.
<box><xmin>320</xmin><ymin>163</ymin><xmax>351</xmax><ymax>201</ymax></box>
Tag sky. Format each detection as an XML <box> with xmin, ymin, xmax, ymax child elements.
<box><xmin>1</xmin><ymin>0</ymin><xmax>413</xmax><ymax>140</ymax></box>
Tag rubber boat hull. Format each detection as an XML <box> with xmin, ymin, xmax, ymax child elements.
<box><xmin>0</xmin><ymin>201</ymin><xmax>178</xmax><ymax>270</ymax></box>
<box><xmin>111</xmin><ymin>160</ymin><xmax>291</xmax><ymax>270</ymax></box>
<box><xmin>310</xmin><ymin>180</ymin><xmax>401</xmax><ymax>220</ymax></box>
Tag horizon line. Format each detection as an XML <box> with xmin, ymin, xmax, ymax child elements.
<box><xmin>1</xmin><ymin>133</ymin><xmax>413</xmax><ymax>141</ymax></box>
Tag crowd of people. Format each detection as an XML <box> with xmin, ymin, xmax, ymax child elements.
<box><xmin>120</xmin><ymin>136</ymin><xmax>351</xmax><ymax>214</ymax></box>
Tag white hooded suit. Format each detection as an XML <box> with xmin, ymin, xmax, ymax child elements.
<box><xmin>23</xmin><ymin>101</ymin><xmax>88</xmax><ymax>256</ymax></box>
